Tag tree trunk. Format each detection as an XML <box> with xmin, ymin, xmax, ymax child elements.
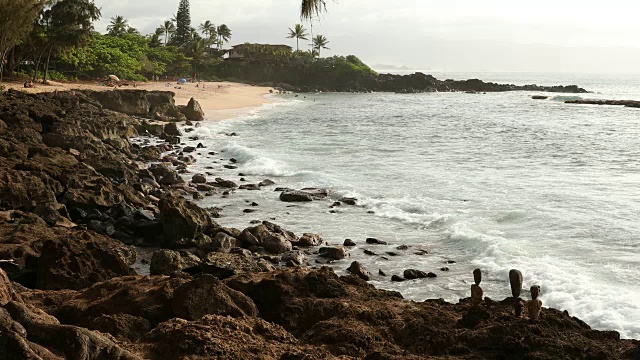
<box><xmin>42</xmin><ymin>46</ymin><xmax>53</xmax><ymax>84</ymax></box>
<box><xmin>296</xmin><ymin>38</ymin><xmax>299</xmax><ymax>52</ymax></box>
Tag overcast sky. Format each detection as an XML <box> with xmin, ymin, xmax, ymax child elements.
<box><xmin>94</xmin><ymin>0</ymin><xmax>640</xmax><ymax>73</ymax></box>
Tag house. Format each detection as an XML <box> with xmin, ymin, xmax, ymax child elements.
<box><xmin>226</xmin><ymin>44</ymin><xmax>293</xmax><ymax>60</ymax></box>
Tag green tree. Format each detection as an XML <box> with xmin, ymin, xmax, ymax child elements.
<box><xmin>174</xmin><ymin>0</ymin><xmax>191</xmax><ymax>46</ymax></box>
<box><xmin>106</xmin><ymin>15</ymin><xmax>128</xmax><ymax>37</ymax></box>
<box><xmin>38</xmin><ymin>0</ymin><xmax>101</xmax><ymax>84</ymax></box>
<box><xmin>287</xmin><ymin>24</ymin><xmax>308</xmax><ymax>52</ymax></box>
<box><xmin>216</xmin><ymin>24</ymin><xmax>231</xmax><ymax>49</ymax></box>
<box><xmin>312</xmin><ymin>34</ymin><xmax>329</xmax><ymax>57</ymax></box>
<box><xmin>301</xmin><ymin>0</ymin><xmax>326</xmax><ymax>20</ymax></box>
<box><xmin>199</xmin><ymin>20</ymin><xmax>216</xmax><ymax>41</ymax></box>
<box><xmin>160</xmin><ymin>20</ymin><xmax>175</xmax><ymax>46</ymax></box>
<box><xmin>0</xmin><ymin>0</ymin><xmax>43</xmax><ymax>81</ymax></box>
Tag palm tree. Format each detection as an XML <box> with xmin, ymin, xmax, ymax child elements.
<box><xmin>287</xmin><ymin>24</ymin><xmax>308</xmax><ymax>51</ymax></box>
<box><xmin>160</xmin><ymin>20</ymin><xmax>175</xmax><ymax>46</ymax></box>
<box><xmin>312</xmin><ymin>34</ymin><xmax>329</xmax><ymax>57</ymax></box>
<box><xmin>106</xmin><ymin>15</ymin><xmax>128</xmax><ymax>37</ymax></box>
<box><xmin>199</xmin><ymin>20</ymin><xmax>216</xmax><ymax>39</ymax></box>
<box><xmin>301</xmin><ymin>0</ymin><xmax>326</xmax><ymax>19</ymax></box>
<box><xmin>216</xmin><ymin>24</ymin><xmax>231</xmax><ymax>50</ymax></box>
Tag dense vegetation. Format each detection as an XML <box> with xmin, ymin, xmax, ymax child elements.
<box><xmin>0</xmin><ymin>0</ymin><xmax>377</xmax><ymax>90</ymax></box>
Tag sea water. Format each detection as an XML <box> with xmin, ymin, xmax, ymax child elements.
<box><xmin>182</xmin><ymin>72</ymin><xmax>640</xmax><ymax>339</ymax></box>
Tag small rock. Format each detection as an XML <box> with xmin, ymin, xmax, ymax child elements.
<box><xmin>396</xmin><ymin>245</ymin><xmax>409</xmax><ymax>250</ymax></box>
<box><xmin>279</xmin><ymin>190</ymin><xmax>313</xmax><ymax>202</ymax></box>
<box><xmin>318</xmin><ymin>246</ymin><xmax>349</xmax><ymax>260</ymax></box>
<box><xmin>343</xmin><ymin>239</ymin><xmax>356</xmax><ymax>247</ymax></box>
<box><xmin>298</xmin><ymin>233</ymin><xmax>324</xmax><ymax>247</ymax></box>
<box><xmin>192</xmin><ymin>174</ymin><xmax>207</xmax><ymax>184</ymax></box>
<box><xmin>440</xmin><ymin>267</ymin><xmax>450</xmax><ymax>271</ymax></box>
<box><xmin>196</xmin><ymin>143</ymin><xmax>205</xmax><ymax>148</ymax></box>
<box><xmin>183</xmin><ymin>146</ymin><xmax>196</xmax><ymax>153</ymax></box>
<box><xmin>378</xmin><ymin>269</ymin><xmax>387</xmax><ymax>276</ymax></box>
<box><xmin>243</xmin><ymin>209</ymin><xmax>256</xmax><ymax>213</ymax></box>
<box><xmin>403</xmin><ymin>269</ymin><xmax>429</xmax><ymax>280</ymax></box>
<box><xmin>366</xmin><ymin>238</ymin><xmax>388</xmax><ymax>245</ymax></box>
<box><xmin>347</xmin><ymin>261</ymin><xmax>371</xmax><ymax>281</ymax></box>
<box><xmin>446</xmin><ymin>260</ymin><xmax>457</xmax><ymax>264</ymax></box>
<box><xmin>391</xmin><ymin>275</ymin><xmax>406</xmax><ymax>282</ymax></box>
<box><xmin>385</xmin><ymin>252</ymin><xmax>399</xmax><ymax>257</ymax></box>
<box><xmin>340</xmin><ymin>197</ymin><xmax>357</xmax><ymax>205</ymax></box>
<box><xmin>251</xmin><ymin>202</ymin><xmax>259</xmax><ymax>207</ymax></box>
<box><xmin>263</xmin><ymin>235</ymin><xmax>293</xmax><ymax>254</ymax></box>
<box><xmin>239</xmin><ymin>184</ymin><xmax>260</xmax><ymax>190</ymax></box>
<box><xmin>258</xmin><ymin>179</ymin><xmax>275</xmax><ymax>187</ymax></box>
<box><xmin>224</xmin><ymin>165</ymin><xmax>238</xmax><ymax>169</ymax></box>
<box><xmin>363</xmin><ymin>249</ymin><xmax>377</xmax><ymax>256</ymax></box>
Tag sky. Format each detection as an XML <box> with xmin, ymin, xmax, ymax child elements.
<box><xmin>93</xmin><ymin>0</ymin><xmax>640</xmax><ymax>73</ymax></box>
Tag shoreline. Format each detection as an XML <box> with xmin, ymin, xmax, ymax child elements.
<box><xmin>3</xmin><ymin>80</ymin><xmax>275</xmax><ymax>121</ymax></box>
<box><xmin>0</xmin><ymin>88</ymin><xmax>637</xmax><ymax>358</ymax></box>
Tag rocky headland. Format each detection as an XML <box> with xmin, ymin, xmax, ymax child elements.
<box><xmin>0</xmin><ymin>89</ymin><xmax>637</xmax><ymax>359</ymax></box>
<box><xmin>265</xmin><ymin>72</ymin><xmax>589</xmax><ymax>94</ymax></box>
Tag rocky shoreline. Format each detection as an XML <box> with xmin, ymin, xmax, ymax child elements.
<box><xmin>262</xmin><ymin>72</ymin><xmax>589</xmax><ymax>94</ymax></box>
<box><xmin>0</xmin><ymin>89</ymin><xmax>637</xmax><ymax>359</ymax></box>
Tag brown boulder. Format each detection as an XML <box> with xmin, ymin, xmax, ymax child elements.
<box><xmin>172</xmin><ymin>275</ymin><xmax>258</xmax><ymax>321</ymax></box>
<box><xmin>180</xmin><ymin>97</ymin><xmax>205</xmax><ymax>121</ymax></box>
<box><xmin>158</xmin><ymin>195</ymin><xmax>215</xmax><ymax>247</ymax></box>
<box><xmin>36</xmin><ymin>231</ymin><xmax>137</xmax><ymax>290</ymax></box>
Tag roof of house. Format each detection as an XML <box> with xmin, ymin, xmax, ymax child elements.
<box><xmin>231</xmin><ymin>43</ymin><xmax>293</xmax><ymax>50</ymax></box>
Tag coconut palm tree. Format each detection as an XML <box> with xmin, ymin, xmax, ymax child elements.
<box><xmin>287</xmin><ymin>24</ymin><xmax>308</xmax><ymax>51</ymax></box>
<box><xmin>199</xmin><ymin>20</ymin><xmax>216</xmax><ymax>40</ymax></box>
<box><xmin>216</xmin><ymin>24</ymin><xmax>231</xmax><ymax>50</ymax></box>
<box><xmin>107</xmin><ymin>15</ymin><xmax>128</xmax><ymax>37</ymax></box>
<box><xmin>160</xmin><ymin>20</ymin><xmax>175</xmax><ymax>46</ymax></box>
<box><xmin>312</xmin><ymin>34</ymin><xmax>329</xmax><ymax>57</ymax></box>
<box><xmin>301</xmin><ymin>0</ymin><xmax>326</xmax><ymax>19</ymax></box>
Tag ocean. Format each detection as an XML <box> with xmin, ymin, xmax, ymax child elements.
<box><xmin>183</xmin><ymin>72</ymin><xmax>640</xmax><ymax>339</ymax></box>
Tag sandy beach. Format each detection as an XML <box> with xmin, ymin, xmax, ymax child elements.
<box><xmin>4</xmin><ymin>80</ymin><xmax>275</xmax><ymax>121</ymax></box>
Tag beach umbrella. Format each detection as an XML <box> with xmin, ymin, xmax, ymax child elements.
<box><xmin>178</xmin><ymin>78</ymin><xmax>187</xmax><ymax>84</ymax></box>
<box><xmin>108</xmin><ymin>75</ymin><xmax>120</xmax><ymax>82</ymax></box>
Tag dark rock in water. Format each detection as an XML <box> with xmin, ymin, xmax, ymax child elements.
<box><xmin>180</xmin><ymin>97</ymin><xmax>205</xmax><ymax>121</ymax></box>
<box><xmin>258</xmin><ymin>179</ymin><xmax>275</xmax><ymax>187</ymax></box>
<box><xmin>396</xmin><ymin>245</ymin><xmax>409</xmax><ymax>250</ymax></box>
<box><xmin>230</xmin><ymin>158</ymin><xmax>237</xmax><ymax>163</ymax></box>
<box><xmin>274</xmin><ymin>187</ymin><xmax>293</xmax><ymax>192</ymax></box>
<box><xmin>226</xmin><ymin>132</ymin><xmax>238</xmax><ymax>136</ymax></box>
<box><xmin>441</xmin><ymin>267</ymin><xmax>450</xmax><ymax>272</ymax></box>
<box><xmin>347</xmin><ymin>261</ymin><xmax>371</xmax><ymax>281</ymax></box>
<box><xmin>192</xmin><ymin>173</ymin><xmax>207</xmax><ymax>184</ymax></box>
<box><xmin>367</xmin><ymin>211</ymin><xmax>375</xmax><ymax>214</ymax></box>
<box><xmin>251</xmin><ymin>202</ymin><xmax>259</xmax><ymax>207</ymax></box>
<box><xmin>446</xmin><ymin>260</ymin><xmax>457</xmax><ymax>264</ymax></box>
<box><xmin>319</xmin><ymin>246</ymin><xmax>349</xmax><ymax>260</ymax></box>
<box><xmin>385</xmin><ymin>252</ymin><xmax>399</xmax><ymax>257</ymax></box>
<box><xmin>378</xmin><ymin>269</ymin><xmax>387</xmax><ymax>276</ymax></box>
<box><xmin>214</xmin><ymin>178</ymin><xmax>238</xmax><ymax>188</ymax></box>
<box><xmin>565</xmin><ymin>98</ymin><xmax>640</xmax><ymax>108</ymax></box>
<box><xmin>343</xmin><ymin>239</ymin><xmax>356</xmax><ymax>247</ymax></box>
<box><xmin>366</xmin><ymin>238</ymin><xmax>388</xmax><ymax>245</ymax></box>
<box><xmin>243</xmin><ymin>209</ymin><xmax>256</xmax><ymax>213</ymax></box>
<box><xmin>532</xmin><ymin>95</ymin><xmax>549</xmax><ymax>100</ymax></box>
<box><xmin>172</xmin><ymin>275</ymin><xmax>258</xmax><ymax>320</ymax></box>
<box><xmin>164</xmin><ymin>122</ymin><xmax>181</xmax><ymax>136</ymax></box>
<box><xmin>224</xmin><ymin>165</ymin><xmax>238</xmax><ymax>169</ymax></box>
<box><xmin>331</xmin><ymin>201</ymin><xmax>341</xmax><ymax>207</ymax></box>
<box><xmin>391</xmin><ymin>275</ymin><xmax>406</xmax><ymax>282</ymax></box>
<box><xmin>363</xmin><ymin>249</ymin><xmax>377</xmax><ymax>256</ymax></box>
<box><xmin>426</xmin><ymin>272</ymin><xmax>437</xmax><ymax>278</ymax></box>
<box><xmin>509</xmin><ymin>269</ymin><xmax>523</xmax><ymax>298</ymax></box>
<box><xmin>239</xmin><ymin>178</ymin><xmax>246</xmax><ymax>182</ymax></box>
<box><xmin>279</xmin><ymin>190</ymin><xmax>313</xmax><ymax>202</ymax></box>
<box><xmin>403</xmin><ymin>269</ymin><xmax>429</xmax><ymax>280</ymax></box>
<box><xmin>197</xmin><ymin>142</ymin><xmax>205</xmax><ymax>149</ymax></box>
<box><xmin>298</xmin><ymin>233</ymin><xmax>324</xmax><ymax>247</ymax></box>
<box><xmin>415</xmin><ymin>250</ymin><xmax>429</xmax><ymax>256</ymax></box>
<box><xmin>339</xmin><ymin>197</ymin><xmax>357</xmax><ymax>205</ymax></box>
<box><xmin>239</xmin><ymin>184</ymin><xmax>260</xmax><ymax>190</ymax></box>
<box><xmin>183</xmin><ymin>146</ymin><xmax>196</xmax><ymax>153</ymax></box>
<box><xmin>192</xmin><ymin>192</ymin><xmax>204</xmax><ymax>200</ymax></box>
